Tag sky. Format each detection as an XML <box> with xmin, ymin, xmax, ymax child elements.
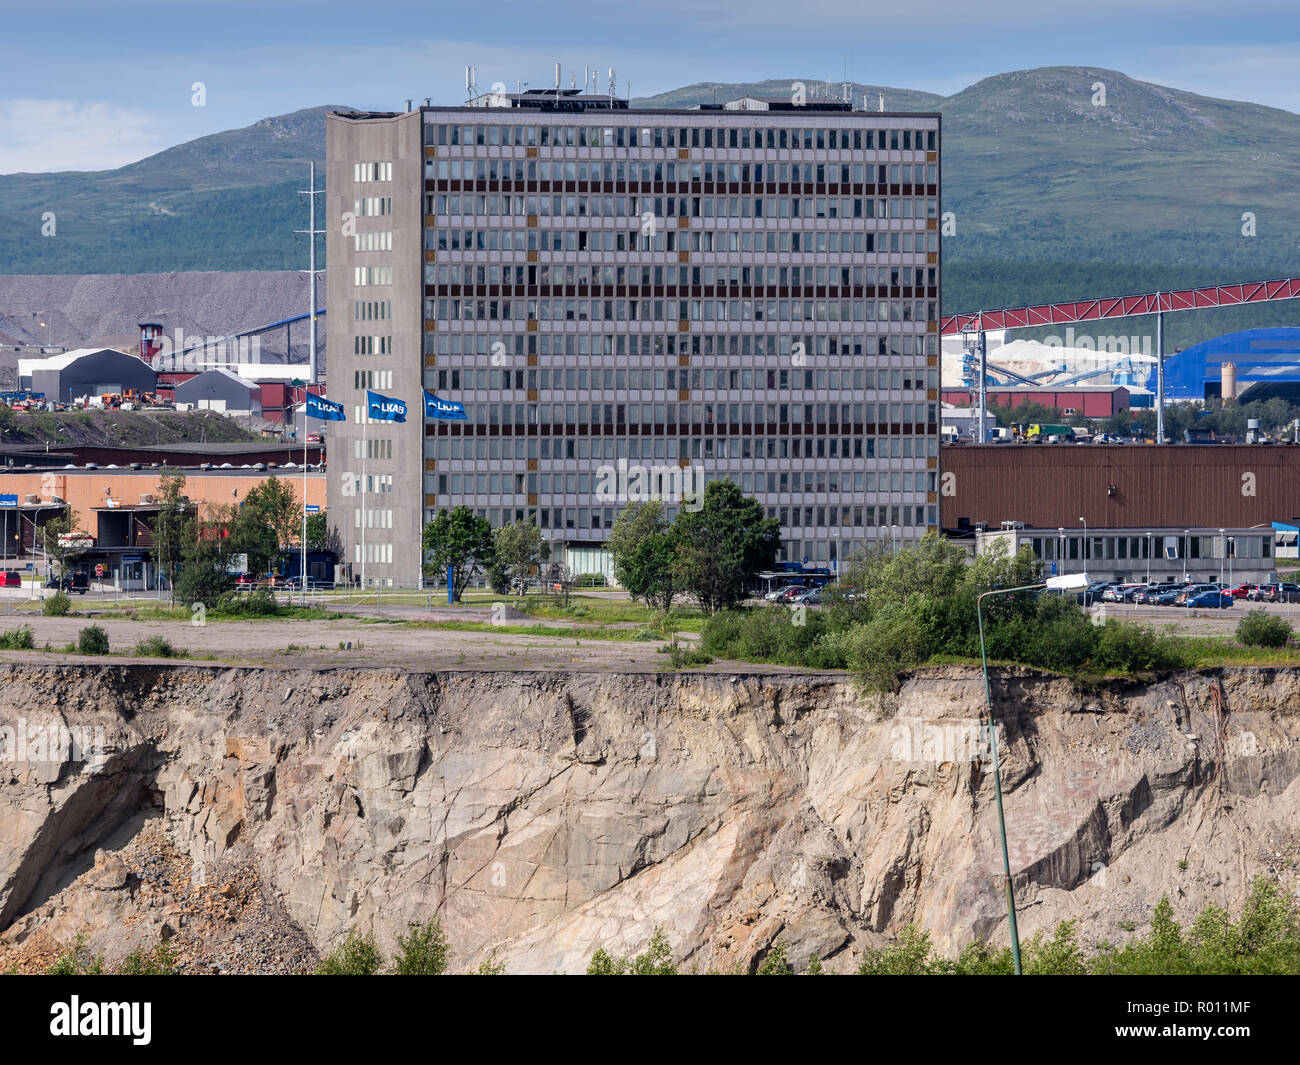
<box><xmin>1</xmin><ymin>0</ymin><xmax>1298</xmax><ymax>173</ymax></box>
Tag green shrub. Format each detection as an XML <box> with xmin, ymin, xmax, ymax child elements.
<box><xmin>0</xmin><ymin>624</ymin><xmax>35</xmax><ymax>650</ymax></box>
<box><xmin>700</xmin><ymin>604</ymin><xmax>842</xmax><ymax>667</ymax></box>
<box><xmin>856</xmin><ymin>878</ymin><xmax>1300</xmax><ymax>975</ymax></box>
<box><xmin>857</xmin><ymin>925</ymin><xmax>942</xmax><ymax>974</ymax></box>
<box><xmin>391</xmin><ymin>919</ymin><xmax>451</xmax><ymax>975</ymax></box>
<box><xmin>659</xmin><ymin>642</ymin><xmax>713</xmax><ymax>668</ymax></box>
<box><xmin>133</xmin><ymin>635</ymin><xmax>186</xmax><ymax>658</ymax></box>
<box><xmin>44</xmin><ymin>931</ymin><xmax>105</xmax><ymax>975</ymax></box>
<box><xmin>214</xmin><ymin>589</ymin><xmax>281</xmax><ymax>616</ymax></box>
<box><xmin>76</xmin><ymin>625</ymin><xmax>109</xmax><ymax>656</ymax></box>
<box><xmin>842</xmin><ymin>608</ymin><xmax>932</xmax><ymax>691</ymax></box>
<box><xmin>118</xmin><ymin>941</ymin><xmax>180</xmax><ymax>975</ymax></box>
<box><xmin>315</xmin><ymin>930</ymin><xmax>384</xmax><ymax>975</ymax></box>
<box><xmin>586</xmin><ymin>927</ymin><xmax>678</xmax><ymax>975</ymax></box>
<box><xmin>1093</xmin><ymin>619</ymin><xmax>1193</xmax><ymax>672</ymax></box>
<box><xmin>473</xmin><ymin>953</ymin><xmax>507</xmax><ymax>974</ymax></box>
<box><xmin>755</xmin><ymin>941</ymin><xmax>793</xmax><ymax>975</ymax></box>
<box><xmin>1236</xmin><ymin>609</ymin><xmax>1292</xmax><ymax>648</ymax></box>
<box><xmin>42</xmin><ymin>590</ymin><xmax>71</xmax><ymax>617</ymax></box>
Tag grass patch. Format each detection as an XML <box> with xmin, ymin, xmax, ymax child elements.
<box><xmin>402</xmin><ymin>619</ymin><xmax>658</xmax><ymax>642</ymax></box>
<box><xmin>509</xmin><ymin>595</ymin><xmax>705</xmax><ymax>630</ymax></box>
<box><xmin>96</xmin><ymin>602</ymin><xmax>341</xmax><ymax>623</ymax></box>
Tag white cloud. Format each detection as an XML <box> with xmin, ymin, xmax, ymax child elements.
<box><xmin>0</xmin><ymin>99</ymin><xmax>165</xmax><ymax>174</ymax></box>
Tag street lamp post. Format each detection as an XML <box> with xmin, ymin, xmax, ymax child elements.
<box><xmin>1227</xmin><ymin>537</ymin><xmax>1235</xmax><ymax>588</ymax></box>
<box><xmin>1146</xmin><ymin>532</ymin><xmax>1153</xmax><ymax>585</ymax></box>
<box><xmin>1184</xmin><ymin>529</ymin><xmax>1190</xmax><ymax>582</ymax></box>
<box><xmin>977</xmin><ymin>570</ymin><xmax>1090</xmax><ymax>977</ymax></box>
<box><xmin>1058</xmin><ymin>527</ymin><xmax>1065</xmax><ymax>575</ymax></box>
<box><xmin>1219</xmin><ymin>528</ymin><xmax>1226</xmax><ymax>588</ymax></box>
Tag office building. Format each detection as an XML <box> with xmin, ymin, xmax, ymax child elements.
<box><xmin>326</xmin><ymin>87</ymin><xmax>941</xmax><ymax>585</ymax></box>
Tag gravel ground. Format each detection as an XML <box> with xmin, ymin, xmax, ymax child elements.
<box><xmin>0</xmin><ymin>820</ymin><xmax>318</xmax><ymax>975</ymax></box>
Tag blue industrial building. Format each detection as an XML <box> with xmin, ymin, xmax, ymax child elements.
<box><xmin>1160</xmin><ymin>327</ymin><xmax>1300</xmax><ymax>402</ymax></box>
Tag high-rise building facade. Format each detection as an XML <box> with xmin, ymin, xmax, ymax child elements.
<box><xmin>326</xmin><ymin>91</ymin><xmax>941</xmax><ymax>585</ymax></box>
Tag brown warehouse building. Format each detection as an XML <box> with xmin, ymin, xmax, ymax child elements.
<box><xmin>942</xmin><ymin>444</ymin><xmax>1300</xmax><ymax>530</ymax></box>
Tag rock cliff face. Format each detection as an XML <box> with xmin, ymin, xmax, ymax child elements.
<box><xmin>2</xmin><ymin>663</ymin><xmax>1298</xmax><ymax>972</ymax></box>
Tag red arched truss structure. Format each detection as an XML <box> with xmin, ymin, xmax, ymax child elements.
<box><xmin>941</xmin><ymin>277</ymin><xmax>1300</xmax><ymax>335</ymax></box>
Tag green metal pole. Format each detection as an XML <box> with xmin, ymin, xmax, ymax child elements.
<box><xmin>978</xmin><ymin>584</ymin><xmax>1044</xmax><ymax>976</ymax></box>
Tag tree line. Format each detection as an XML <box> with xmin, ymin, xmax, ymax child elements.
<box><xmin>422</xmin><ymin>480</ymin><xmax>781</xmax><ymax>612</ymax></box>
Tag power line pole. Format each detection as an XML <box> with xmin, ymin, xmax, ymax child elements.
<box><xmin>296</xmin><ymin>162</ymin><xmax>325</xmax><ymax>385</ymax></box>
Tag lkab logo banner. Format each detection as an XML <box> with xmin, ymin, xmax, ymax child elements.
<box><xmin>305</xmin><ymin>393</ymin><xmax>346</xmax><ymax>421</ymax></box>
<box><xmin>424</xmin><ymin>391</ymin><xmax>467</xmax><ymax>420</ymax></box>
<box><xmin>366</xmin><ymin>390</ymin><xmax>406</xmax><ymax>423</ymax></box>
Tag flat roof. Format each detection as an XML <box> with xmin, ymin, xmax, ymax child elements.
<box><xmin>332</xmin><ymin>106</ymin><xmax>941</xmax><ymax>120</ymax></box>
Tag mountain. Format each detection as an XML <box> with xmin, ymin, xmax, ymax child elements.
<box><xmin>0</xmin><ymin>106</ymin><xmax>338</xmax><ymax>276</ymax></box>
<box><xmin>1</xmin><ymin>70</ymin><xmax>1297</xmax><ymax>347</ymax></box>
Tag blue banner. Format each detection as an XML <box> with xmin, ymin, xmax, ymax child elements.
<box><xmin>424</xmin><ymin>391</ymin><xmax>467</xmax><ymax>421</ymax></box>
<box><xmin>305</xmin><ymin>393</ymin><xmax>346</xmax><ymax>421</ymax></box>
<box><xmin>367</xmin><ymin>390</ymin><xmax>407</xmax><ymax>423</ymax></box>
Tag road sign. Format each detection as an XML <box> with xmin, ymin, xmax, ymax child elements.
<box><xmin>94</xmin><ymin>564</ymin><xmax>104</xmax><ymax>577</ymax></box>
<box><xmin>0</xmin><ymin>494</ymin><xmax>16</xmax><ymax>507</ymax></box>
<box><xmin>304</xmin><ymin>504</ymin><xmax>320</xmax><ymax>513</ymax></box>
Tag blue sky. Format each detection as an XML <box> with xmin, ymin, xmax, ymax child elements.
<box><xmin>2</xmin><ymin>0</ymin><xmax>1298</xmax><ymax>173</ymax></box>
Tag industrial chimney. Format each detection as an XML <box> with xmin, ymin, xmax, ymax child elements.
<box><xmin>138</xmin><ymin>322</ymin><xmax>163</xmax><ymax>365</ymax></box>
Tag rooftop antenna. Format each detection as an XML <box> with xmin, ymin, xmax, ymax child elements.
<box><xmin>878</xmin><ymin>92</ymin><xmax>885</xmax><ymax>112</ymax></box>
<box><xmin>571</xmin><ymin>71</ymin><xmax>576</xmax><ymax>89</ymax></box>
<box><xmin>584</xmin><ymin>65</ymin><xmax>589</xmax><ymax>92</ymax></box>
<box><xmin>609</xmin><ymin>67</ymin><xmax>616</xmax><ymax>102</ymax></box>
<box><xmin>555</xmin><ymin>61</ymin><xmax>561</xmax><ymax>98</ymax></box>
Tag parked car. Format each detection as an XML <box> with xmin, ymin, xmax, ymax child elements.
<box><xmin>764</xmin><ymin>583</ymin><xmax>804</xmax><ymax>602</ymax></box>
<box><xmin>1082</xmin><ymin>581</ymin><xmax>1115</xmax><ymax>606</ymax></box>
<box><xmin>1267</xmin><ymin>582</ymin><xmax>1300</xmax><ymax>604</ymax></box>
<box><xmin>1226</xmin><ymin>584</ymin><xmax>1253</xmax><ymax>599</ymax></box>
<box><xmin>0</xmin><ymin>571</ymin><xmax>21</xmax><ymax>588</ymax></box>
<box><xmin>44</xmin><ymin>573</ymin><xmax>89</xmax><ymax>595</ymax></box>
<box><xmin>1187</xmin><ymin>590</ymin><xmax>1234</xmax><ymax>609</ymax></box>
<box><xmin>789</xmin><ymin>587</ymin><xmax>822</xmax><ymax>606</ymax></box>
<box><xmin>1173</xmin><ymin>584</ymin><xmax>1217</xmax><ymax>607</ymax></box>
<box><xmin>234</xmin><ymin>574</ymin><xmax>259</xmax><ymax>590</ymax></box>
<box><xmin>777</xmin><ymin>585</ymin><xmax>808</xmax><ymax>603</ymax></box>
